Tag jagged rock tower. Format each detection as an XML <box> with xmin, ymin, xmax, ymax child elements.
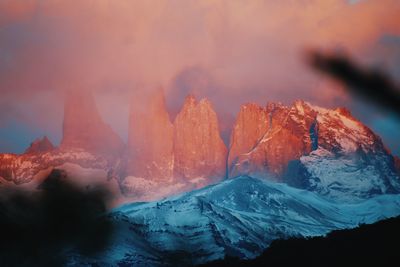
<box><xmin>60</xmin><ymin>89</ymin><xmax>124</xmax><ymax>155</ymax></box>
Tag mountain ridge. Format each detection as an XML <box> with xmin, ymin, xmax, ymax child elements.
<box><xmin>74</xmin><ymin>176</ymin><xmax>400</xmax><ymax>266</ymax></box>
<box><xmin>0</xmin><ymin>92</ymin><xmax>399</xmax><ymax>202</ymax></box>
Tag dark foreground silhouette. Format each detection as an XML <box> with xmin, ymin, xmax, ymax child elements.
<box><xmin>200</xmin><ymin>215</ymin><xmax>400</xmax><ymax>267</ymax></box>
<box><xmin>0</xmin><ymin>169</ymin><xmax>114</xmax><ymax>267</ymax></box>
<box><xmin>308</xmin><ymin>51</ymin><xmax>400</xmax><ymax>116</ymax></box>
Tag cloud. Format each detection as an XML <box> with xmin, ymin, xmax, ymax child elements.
<box><xmin>0</xmin><ymin>0</ymin><xmax>399</xmax><ymax>152</ymax></box>
<box><xmin>0</xmin><ymin>0</ymin><xmax>37</xmax><ymax>26</ymax></box>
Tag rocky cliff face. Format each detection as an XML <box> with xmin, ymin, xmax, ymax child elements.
<box><xmin>314</xmin><ymin>106</ymin><xmax>383</xmax><ymax>154</ymax></box>
<box><xmin>288</xmin><ymin>104</ymin><xmax>400</xmax><ymax>200</ymax></box>
<box><xmin>228</xmin><ymin>100</ymin><xmax>399</xmax><ymax>199</ymax></box>
<box><xmin>24</xmin><ymin>136</ymin><xmax>55</xmax><ymax>154</ymax></box>
<box><xmin>173</xmin><ymin>95</ymin><xmax>227</xmax><ymax>181</ymax></box>
<box><xmin>228</xmin><ymin>103</ymin><xmax>269</xmax><ymax>172</ymax></box>
<box><xmin>60</xmin><ymin>90</ymin><xmax>124</xmax><ymax>156</ymax></box>
<box><xmin>1</xmin><ymin>93</ymin><xmax>398</xmax><ymax>201</ymax></box>
<box><xmin>127</xmin><ymin>89</ymin><xmax>174</xmax><ymax>181</ymax></box>
<box><xmin>229</xmin><ymin>100</ymin><xmax>317</xmax><ymax>180</ymax></box>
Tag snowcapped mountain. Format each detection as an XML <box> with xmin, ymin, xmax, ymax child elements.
<box><xmin>1</xmin><ymin>95</ymin><xmax>399</xmax><ymax>204</ymax></box>
<box><xmin>229</xmin><ymin>100</ymin><xmax>400</xmax><ymax>200</ymax></box>
<box><xmin>282</xmin><ymin>103</ymin><xmax>400</xmax><ymax>201</ymax></box>
<box><xmin>286</xmin><ymin>147</ymin><xmax>400</xmax><ymax>202</ymax></box>
<box><xmin>0</xmin><ymin>149</ymin><xmax>110</xmax><ymax>185</ymax></box>
<box><xmin>74</xmin><ymin>176</ymin><xmax>400</xmax><ymax>266</ymax></box>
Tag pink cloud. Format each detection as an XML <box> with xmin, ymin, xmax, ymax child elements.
<box><xmin>0</xmin><ymin>0</ymin><xmax>399</xmax><ymax>147</ymax></box>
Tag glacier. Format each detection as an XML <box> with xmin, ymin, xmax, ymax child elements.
<box><xmin>71</xmin><ymin>176</ymin><xmax>400</xmax><ymax>266</ymax></box>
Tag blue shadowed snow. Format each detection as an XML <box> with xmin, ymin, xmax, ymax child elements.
<box><xmin>79</xmin><ymin>176</ymin><xmax>400</xmax><ymax>266</ymax></box>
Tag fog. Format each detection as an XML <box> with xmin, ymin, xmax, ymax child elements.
<box><xmin>0</xmin><ymin>0</ymin><xmax>399</xmax><ymax>154</ymax></box>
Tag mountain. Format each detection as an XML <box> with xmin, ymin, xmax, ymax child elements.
<box><xmin>285</xmin><ymin>147</ymin><xmax>400</xmax><ymax>201</ymax></box>
<box><xmin>173</xmin><ymin>95</ymin><xmax>227</xmax><ymax>182</ymax></box>
<box><xmin>76</xmin><ymin>176</ymin><xmax>400</xmax><ymax>266</ymax></box>
<box><xmin>283</xmin><ymin>104</ymin><xmax>400</xmax><ymax>201</ymax></box>
<box><xmin>121</xmin><ymin>92</ymin><xmax>228</xmax><ymax>199</ymax></box>
<box><xmin>228</xmin><ymin>101</ymin><xmax>316</xmax><ymax>180</ymax></box>
<box><xmin>24</xmin><ymin>136</ymin><xmax>55</xmax><ymax>154</ymax></box>
<box><xmin>228</xmin><ymin>101</ymin><xmax>316</xmax><ymax>181</ymax></box>
<box><xmin>1</xmin><ymin>94</ymin><xmax>400</xmax><ymax>266</ymax></box>
<box><xmin>228</xmin><ymin>100</ymin><xmax>321</xmax><ymax>179</ymax></box>
<box><xmin>229</xmin><ymin>100</ymin><xmax>400</xmax><ymax>200</ymax></box>
<box><xmin>1</xmin><ymin>96</ymin><xmax>399</xmax><ymax>202</ymax></box>
<box><xmin>60</xmin><ymin>89</ymin><xmax>124</xmax><ymax>155</ymax></box>
<box><xmin>228</xmin><ymin>103</ymin><xmax>269</xmax><ymax>177</ymax></box>
<box><xmin>127</xmin><ymin>89</ymin><xmax>174</xmax><ymax>181</ymax></box>
<box><xmin>0</xmin><ymin>149</ymin><xmax>111</xmax><ymax>186</ymax></box>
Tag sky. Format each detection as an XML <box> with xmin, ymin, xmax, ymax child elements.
<box><xmin>0</xmin><ymin>0</ymin><xmax>400</xmax><ymax>155</ymax></box>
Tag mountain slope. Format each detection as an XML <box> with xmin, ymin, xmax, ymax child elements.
<box><xmin>80</xmin><ymin>176</ymin><xmax>400</xmax><ymax>266</ymax></box>
<box><xmin>285</xmin><ymin>147</ymin><xmax>400</xmax><ymax>201</ymax></box>
<box><xmin>229</xmin><ymin>100</ymin><xmax>400</xmax><ymax>200</ymax></box>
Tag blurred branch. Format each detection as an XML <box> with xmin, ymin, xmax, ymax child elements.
<box><xmin>307</xmin><ymin>51</ymin><xmax>400</xmax><ymax>115</ymax></box>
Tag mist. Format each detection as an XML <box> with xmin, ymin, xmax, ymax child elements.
<box><xmin>1</xmin><ymin>0</ymin><xmax>400</xmax><ymax>154</ymax></box>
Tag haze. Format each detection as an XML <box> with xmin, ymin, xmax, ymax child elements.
<box><xmin>0</xmin><ymin>0</ymin><xmax>399</xmax><ymax>155</ymax></box>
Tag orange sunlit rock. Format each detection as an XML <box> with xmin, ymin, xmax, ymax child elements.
<box><xmin>127</xmin><ymin>89</ymin><xmax>174</xmax><ymax>181</ymax></box>
<box><xmin>173</xmin><ymin>95</ymin><xmax>227</xmax><ymax>182</ymax></box>
<box><xmin>229</xmin><ymin>101</ymin><xmax>318</xmax><ymax>180</ymax></box>
<box><xmin>24</xmin><ymin>136</ymin><xmax>55</xmax><ymax>154</ymax></box>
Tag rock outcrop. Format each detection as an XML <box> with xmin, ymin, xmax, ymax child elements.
<box><xmin>229</xmin><ymin>100</ymin><xmax>317</xmax><ymax>180</ymax></box>
<box><xmin>1</xmin><ymin>92</ymin><xmax>399</xmax><ymax>201</ymax></box>
<box><xmin>127</xmin><ymin>89</ymin><xmax>174</xmax><ymax>181</ymax></box>
<box><xmin>173</xmin><ymin>95</ymin><xmax>227</xmax><ymax>181</ymax></box>
<box><xmin>228</xmin><ymin>100</ymin><xmax>398</xmax><ymax>179</ymax></box>
<box><xmin>228</xmin><ymin>100</ymin><xmax>400</xmax><ymax>199</ymax></box>
<box><xmin>60</xmin><ymin>90</ymin><xmax>124</xmax><ymax>155</ymax></box>
<box><xmin>228</xmin><ymin>103</ymin><xmax>269</xmax><ymax>171</ymax></box>
<box><xmin>24</xmin><ymin>136</ymin><xmax>55</xmax><ymax>154</ymax></box>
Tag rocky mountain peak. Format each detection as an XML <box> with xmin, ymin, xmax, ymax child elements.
<box><xmin>313</xmin><ymin>103</ymin><xmax>381</xmax><ymax>154</ymax></box>
<box><xmin>173</xmin><ymin>95</ymin><xmax>227</xmax><ymax>181</ymax></box>
<box><xmin>227</xmin><ymin>100</ymin><xmax>399</xmax><ymax>199</ymax></box>
<box><xmin>60</xmin><ymin>89</ymin><xmax>124</xmax><ymax>156</ymax></box>
<box><xmin>229</xmin><ymin>101</ymin><xmax>318</xmax><ymax>180</ymax></box>
<box><xmin>1</xmin><ymin>96</ymin><xmax>399</xmax><ymax>202</ymax></box>
<box><xmin>182</xmin><ymin>94</ymin><xmax>197</xmax><ymax>110</ymax></box>
<box><xmin>127</xmin><ymin>89</ymin><xmax>174</xmax><ymax>181</ymax></box>
<box><xmin>228</xmin><ymin>103</ymin><xmax>269</xmax><ymax>172</ymax></box>
<box><xmin>24</xmin><ymin>136</ymin><xmax>55</xmax><ymax>154</ymax></box>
